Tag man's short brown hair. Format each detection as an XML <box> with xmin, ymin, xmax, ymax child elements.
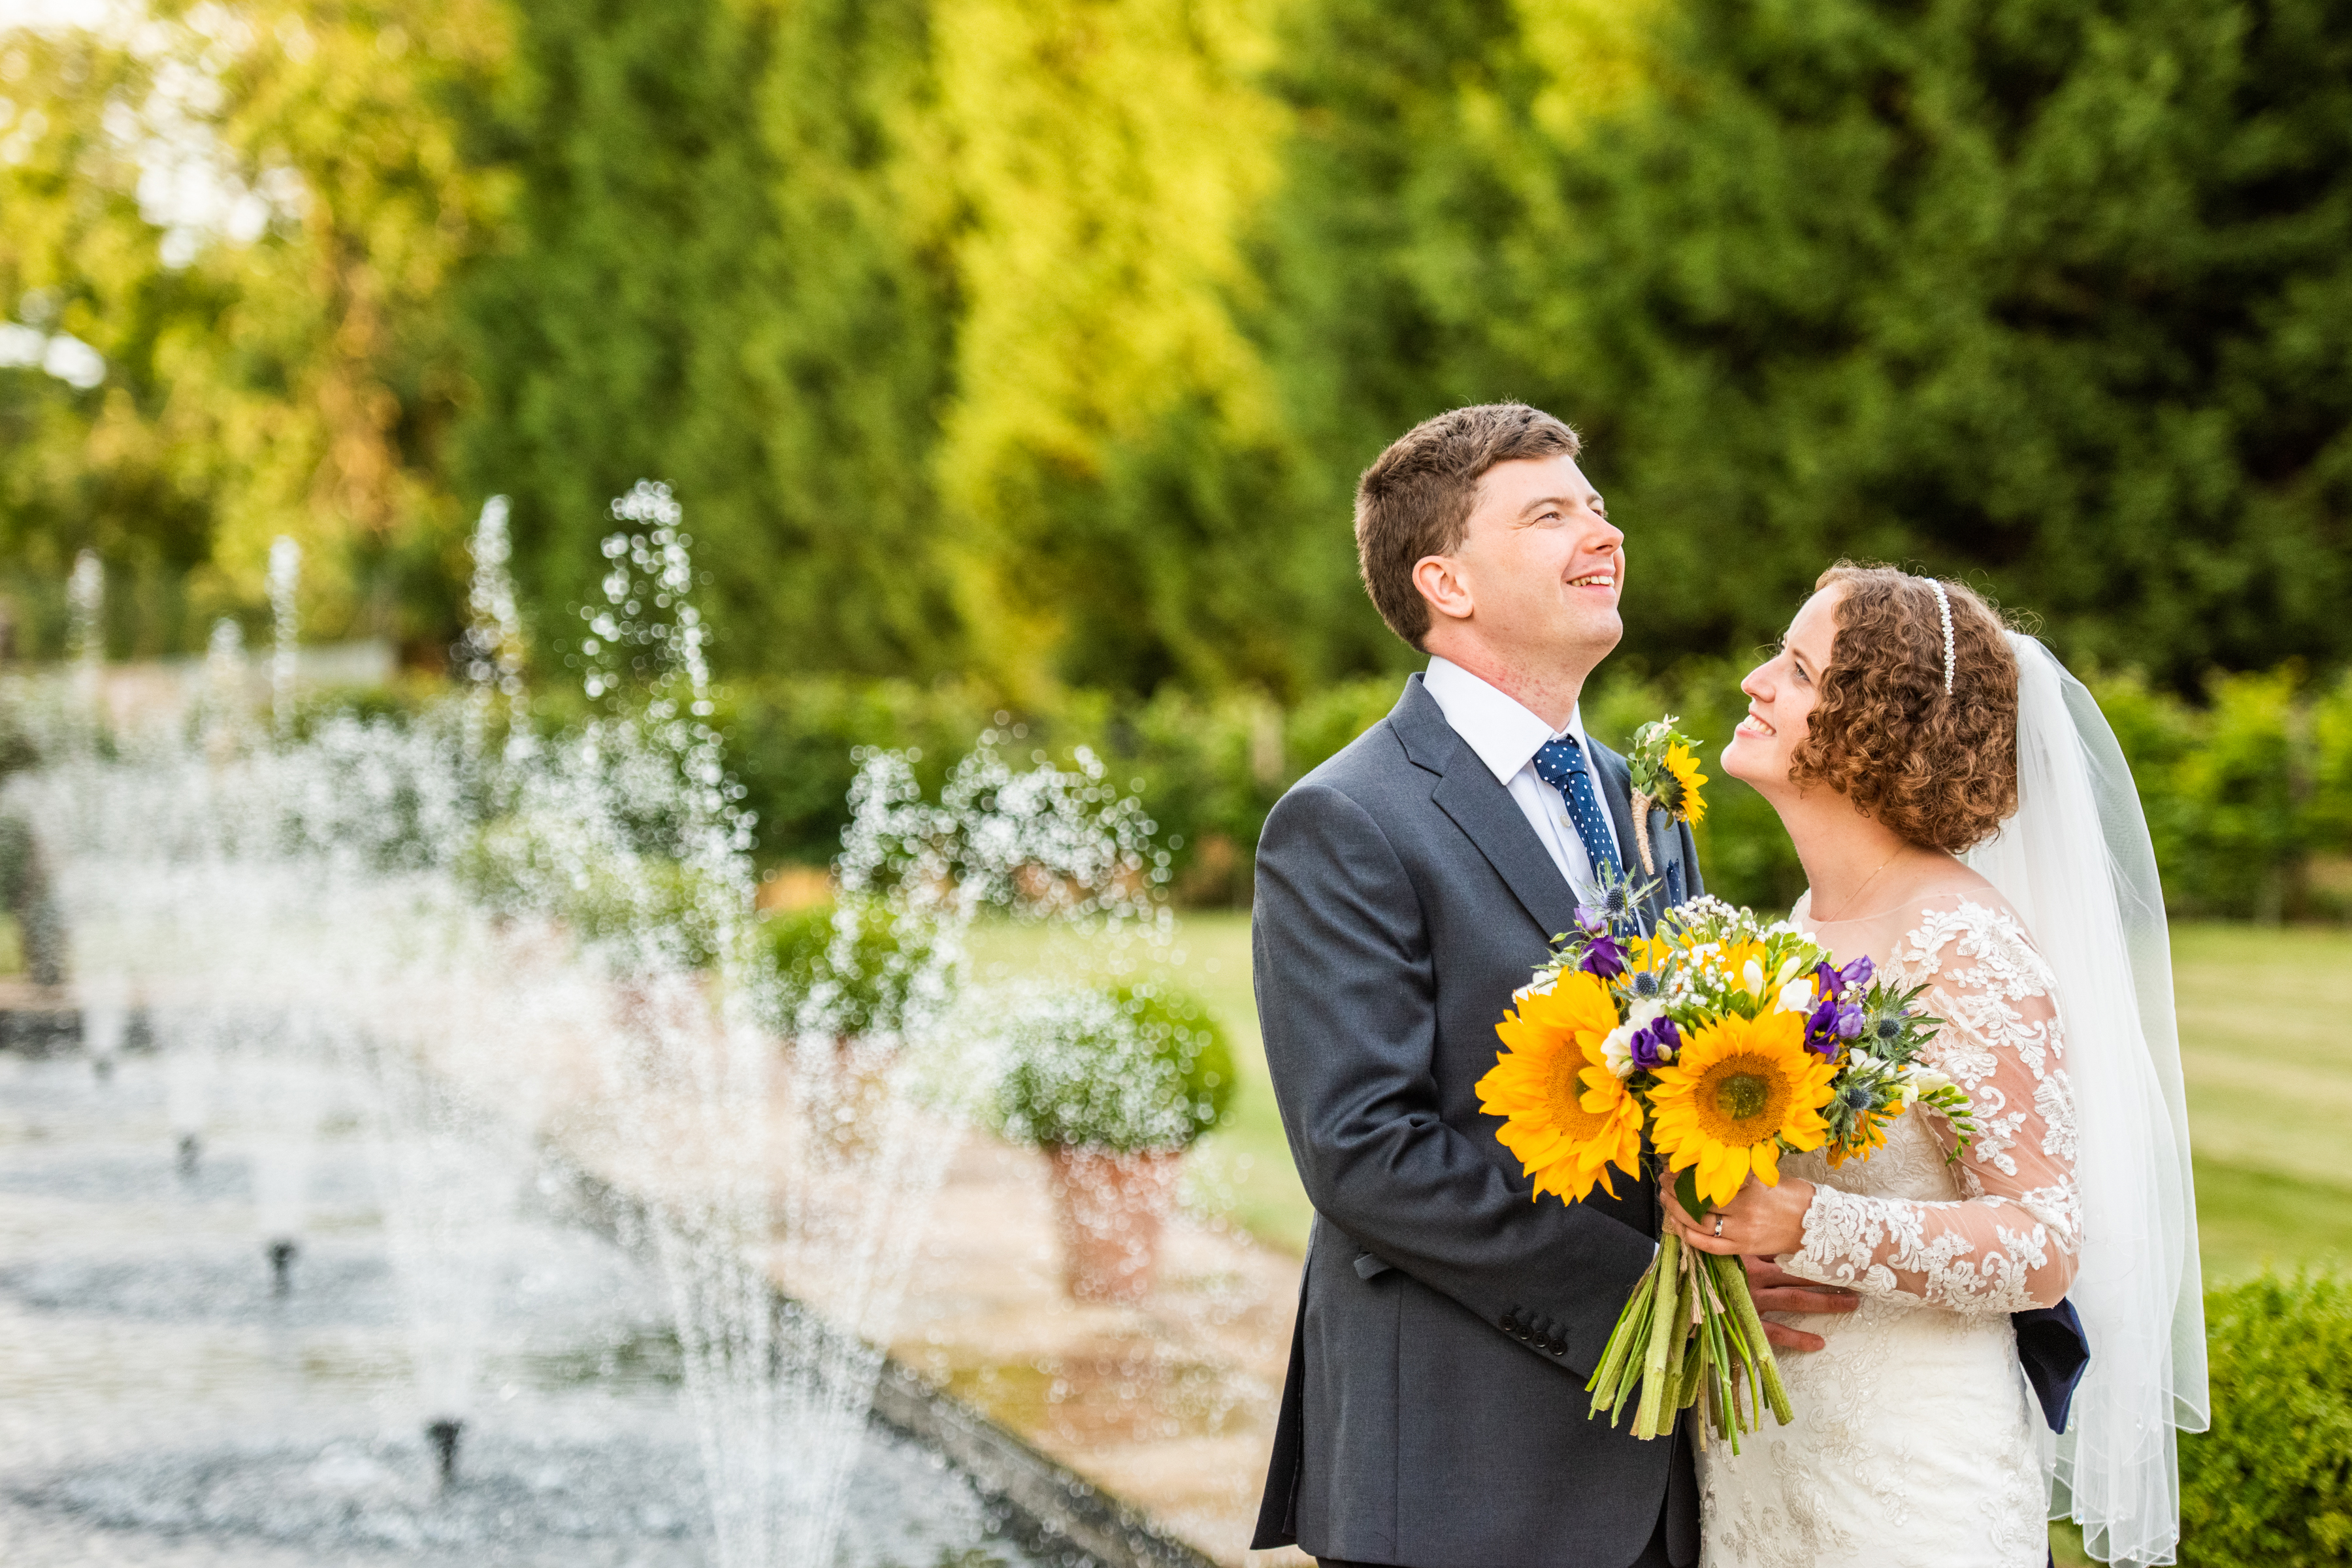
<box><xmin>1354</xmin><ymin>402</ymin><xmax>1582</xmax><ymax>650</ymax></box>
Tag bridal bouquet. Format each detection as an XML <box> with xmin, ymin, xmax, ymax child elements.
<box><xmin>1477</xmin><ymin>871</ymin><xmax>1972</xmax><ymax>1451</ymax></box>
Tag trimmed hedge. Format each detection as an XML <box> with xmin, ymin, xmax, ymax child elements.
<box><xmin>712</xmin><ymin>662</ymin><xmax>2352</xmax><ymax>919</ymax></box>
<box><xmin>47</xmin><ymin>657</ymin><xmax>2344</xmax><ymax>917</ymax></box>
<box><xmin>2180</xmin><ymin>1271</ymin><xmax>2352</xmax><ymax>1566</ymax></box>
<box><xmin>2096</xmin><ymin>669</ymin><xmax>2352</xmax><ymax>921</ymax></box>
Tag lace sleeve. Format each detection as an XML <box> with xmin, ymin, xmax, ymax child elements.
<box><xmin>1782</xmin><ymin>898</ymin><xmax>2082</xmax><ymax>1315</ymax></box>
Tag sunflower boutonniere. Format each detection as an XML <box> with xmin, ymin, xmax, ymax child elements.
<box><xmin>1624</xmin><ymin>715</ymin><xmax>1707</xmax><ymax>876</ymax></box>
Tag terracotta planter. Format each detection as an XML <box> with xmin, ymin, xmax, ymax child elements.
<box><xmin>1045</xmin><ymin>1145</ymin><xmax>1181</xmax><ymax>1304</ymax></box>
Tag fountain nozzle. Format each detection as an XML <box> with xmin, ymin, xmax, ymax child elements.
<box><xmin>176</xmin><ymin>1132</ymin><xmax>201</xmax><ymax>1179</ymax></box>
<box><xmin>267</xmin><ymin>1237</ymin><xmax>299</xmax><ymax>1296</ymax></box>
<box><xmin>426</xmin><ymin>1418</ymin><xmax>464</xmax><ymax>1491</ymax></box>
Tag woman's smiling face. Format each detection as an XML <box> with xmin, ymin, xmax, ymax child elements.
<box><xmin>1722</xmin><ymin>585</ymin><xmax>1842</xmax><ymax>791</ymax></box>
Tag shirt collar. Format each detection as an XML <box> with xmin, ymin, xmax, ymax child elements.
<box><xmin>1422</xmin><ymin>656</ymin><xmax>1588</xmax><ymax>787</ymax></box>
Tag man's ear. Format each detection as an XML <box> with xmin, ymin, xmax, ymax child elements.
<box><xmin>1413</xmin><ymin>554</ymin><xmax>1474</xmax><ymax>627</ymax></box>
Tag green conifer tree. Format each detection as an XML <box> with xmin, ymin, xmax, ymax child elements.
<box><xmin>459</xmin><ymin>0</ymin><xmax>960</xmax><ymax>681</ymax></box>
<box><xmin>1460</xmin><ymin>0</ymin><xmax>2352</xmax><ymax>679</ymax></box>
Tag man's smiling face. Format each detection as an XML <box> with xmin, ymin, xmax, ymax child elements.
<box><xmin>1439</xmin><ymin>452</ymin><xmax>1626</xmax><ymax>676</ymax></box>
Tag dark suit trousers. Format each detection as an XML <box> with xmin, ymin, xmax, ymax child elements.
<box><xmin>1317</xmin><ymin>1494</ymin><xmax>1679</xmax><ymax>1568</ymax></box>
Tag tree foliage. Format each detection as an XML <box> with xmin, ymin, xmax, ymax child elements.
<box><xmin>930</xmin><ymin>0</ymin><xmax>1292</xmax><ymax>699</ymax></box>
<box><xmin>457</xmin><ymin>0</ymin><xmax>964</xmax><ymax>683</ymax></box>
<box><xmin>1451</xmin><ymin>0</ymin><xmax>2352</xmax><ymax>681</ymax></box>
<box><xmin>0</xmin><ymin>1</ymin><xmax>508</xmax><ymax>659</ymax></box>
<box><xmin>2</xmin><ymin>0</ymin><xmax>2347</xmax><ymax>696</ymax></box>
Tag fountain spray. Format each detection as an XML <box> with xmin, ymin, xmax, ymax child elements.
<box><xmin>252</xmin><ymin>1050</ymin><xmax>323</xmax><ymax>1299</ymax></box>
<box><xmin>67</xmin><ymin>548</ymin><xmax>103</xmax><ymax>736</ymax></box>
<box><xmin>459</xmin><ymin>496</ymin><xmax>528</xmax><ymax>743</ymax></box>
<box><xmin>267</xmin><ymin>536</ymin><xmax>300</xmax><ymax>738</ymax></box>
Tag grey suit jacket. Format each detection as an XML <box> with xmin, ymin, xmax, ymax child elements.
<box><xmin>1250</xmin><ymin>674</ymin><xmax>1703</xmax><ymax>1568</ymax></box>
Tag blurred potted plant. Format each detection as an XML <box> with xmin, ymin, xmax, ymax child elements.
<box><xmin>995</xmin><ymin>983</ymin><xmax>1235</xmax><ymax>1303</ymax></box>
<box><xmin>756</xmin><ymin>896</ymin><xmax>943</xmax><ymax>1155</ymax></box>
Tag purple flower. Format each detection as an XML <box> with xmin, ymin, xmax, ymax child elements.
<box><xmin>1579</xmin><ymin>934</ymin><xmax>1627</xmax><ymax>980</ymax></box>
<box><xmin>1629</xmin><ymin>1017</ymin><xmax>1680</xmax><ymax>1071</ymax></box>
<box><xmin>1812</xmin><ymin>955</ymin><xmax>1876</xmax><ymax>1002</ymax></box>
<box><xmin>1805</xmin><ymin>996</ymin><xmax>1845</xmax><ymax>1061</ymax></box>
<box><xmin>1575</xmin><ymin>904</ymin><xmax>1609</xmax><ymax>938</ymax></box>
<box><xmin>1835</xmin><ymin>1002</ymin><xmax>1866</xmax><ymax>1039</ymax></box>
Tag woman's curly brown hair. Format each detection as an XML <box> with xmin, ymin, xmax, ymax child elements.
<box><xmin>1790</xmin><ymin>564</ymin><xmax>2019</xmax><ymax>853</ymax></box>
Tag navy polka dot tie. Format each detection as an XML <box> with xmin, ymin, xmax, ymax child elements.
<box><xmin>1531</xmin><ymin>736</ymin><xmax>1622</xmax><ymax>883</ymax></box>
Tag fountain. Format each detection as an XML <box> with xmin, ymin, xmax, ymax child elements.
<box><xmin>0</xmin><ymin>480</ymin><xmax>1181</xmax><ymax>1567</ymax></box>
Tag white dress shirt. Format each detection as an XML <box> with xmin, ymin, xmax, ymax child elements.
<box><xmin>1422</xmin><ymin>656</ymin><xmax>1622</xmax><ymax>906</ymax></box>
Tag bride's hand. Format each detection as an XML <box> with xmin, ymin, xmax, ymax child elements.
<box><xmin>1660</xmin><ymin>1171</ymin><xmax>1816</xmax><ymax>1260</ymax></box>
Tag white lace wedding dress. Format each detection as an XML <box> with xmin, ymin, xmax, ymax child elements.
<box><xmin>1699</xmin><ymin>891</ymin><xmax>2082</xmax><ymax>1568</ymax></box>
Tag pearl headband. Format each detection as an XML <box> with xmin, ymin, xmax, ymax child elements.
<box><xmin>1923</xmin><ymin>577</ymin><xmax>1955</xmax><ymax>694</ymax></box>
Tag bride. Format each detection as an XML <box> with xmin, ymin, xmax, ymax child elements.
<box><xmin>1665</xmin><ymin>564</ymin><xmax>2208</xmax><ymax>1567</ymax></box>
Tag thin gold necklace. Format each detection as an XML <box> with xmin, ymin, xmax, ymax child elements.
<box><xmin>1813</xmin><ymin>846</ymin><xmax>1906</xmax><ymax>924</ymax></box>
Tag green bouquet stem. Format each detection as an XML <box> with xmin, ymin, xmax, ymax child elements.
<box><xmin>1631</xmin><ymin>1232</ymin><xmax>1684</xmax><ymax>1439</ymax></box>
<box><xmin>1710</xmin><ymin>1250</ymin><xmax>1795</xmax><ymax>1426</ymax></box>
<box><xmin>1584</xmin><ymin>1188</ymin><xmax>1795</xmax><ymax>1446</ymax></box>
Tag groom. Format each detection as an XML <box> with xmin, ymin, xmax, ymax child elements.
<box><xmin>1249</xmin><ymin>404</ymin><xmax>1849</xmax><ymax>1568</ymax></box>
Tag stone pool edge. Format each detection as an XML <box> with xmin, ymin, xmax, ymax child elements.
<box><xmin>547</xmin><ymin>1154</ymin><xmax>1220</xmax><ymax>1568</ymax></box>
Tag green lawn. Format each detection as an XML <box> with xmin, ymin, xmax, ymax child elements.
<box><xmin>985</xmin><ymin>914</ymin><xmax>2352</xmax><ymax>1281</ymax></box>
<box><xmin>2168</xmin><ymin>924</ymin><xmax>2352</xmax><ymax>1279</ymax></box>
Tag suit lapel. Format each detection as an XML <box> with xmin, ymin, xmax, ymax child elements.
<box><xmin>1430</xmin><ymin>768</ymin><xmax>1584</xmax><ymax>942</ymax></box>
<box><xmin>1390</xmin><ymin>676</ymin><xmax>1583</xmax><ymax>942</ymax></box>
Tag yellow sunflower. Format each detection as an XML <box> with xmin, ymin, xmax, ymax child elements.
<box><xmin>1648</xmin><ymin>1009</ymin><xmax>1836</xmax><ymax>1207</ymax></box>
<box><xmin>1478</xmin><ymin>972</ymin><xmax>1644</xmax><ymax>1203</ymax></box>
<box><xmin>1622</xmin><ymin>934</ymin><xmax>1677</xmax><ymax>975</ymax></box>
<box><xmin>1664</xmin><ymin>742</ymin><xmax>1709</xmax><ymax>825</ymax></box>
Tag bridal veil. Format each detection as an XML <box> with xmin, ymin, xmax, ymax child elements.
<box><xmin>1962</xmin><ymin>632</ymin><xmax>2210</xmax><ymax>1566</ymax></box>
